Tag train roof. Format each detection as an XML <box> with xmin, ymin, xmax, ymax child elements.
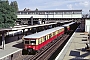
<box><xmin>25</xmin><ymin>23</ymin><xmax>57</xmax><ymax>28</ymax></box>
<box><xmin>24</xmin><ymin>27</ymin><xmax>64</xmax><ymax>39</ymax></box>
<box><xmin>59</xmin><ymin>21</ymin><xmax>68</xmax><ymax>23</ymax></box>
<box><xmin>62</xmin><ymin>22</ymin><xmax>75</xmax><ymax>27</ymax></box>
<box><xmin>12</xmin><ymin>23</ymin><xmax>57</xmax><ymax>30</ymax></box>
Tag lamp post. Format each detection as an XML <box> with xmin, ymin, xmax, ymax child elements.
<box><xmin>31</xmin><ymin>16</ymin><xmax>33</xmax><ymax>25</ymax></box>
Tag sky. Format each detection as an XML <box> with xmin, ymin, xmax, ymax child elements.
<box><xmin>8</xmin><ymin>0</ymin><xmax>90</xmax><ymax>14</ymax></box>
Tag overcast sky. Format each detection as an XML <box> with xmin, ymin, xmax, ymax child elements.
<box><xmin>8</xmin><ymin>0</ymin><xmax>90</xmax><ymax>14</ymax></box>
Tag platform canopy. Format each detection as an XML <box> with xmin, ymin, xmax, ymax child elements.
<box><xmin>0</xmin><ymin>28</ymin><xmax>12</xmax><ymax>34</ymax></box>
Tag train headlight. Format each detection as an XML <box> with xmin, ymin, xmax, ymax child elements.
<box><xmin>28</xmin><ymin>46</ymin><xmax>31</xmax><ymax>48</ymax></box>
<box><xmin>25</xmin><ymin>46</ymin><xmax>27</xmax><ymax>49</ymax></box>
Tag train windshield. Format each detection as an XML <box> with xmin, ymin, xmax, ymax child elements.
<box><xmin>30</xmin><ymin>40</ymin><xmax>36</xmax><ymax>45</ymax></box>
<box><xmin>25</xmin><ymin>40</ymin><xmax>29</xmax><ymax>44</ymax></box>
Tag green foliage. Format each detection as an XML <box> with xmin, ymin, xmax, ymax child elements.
<box><xmin>10</xmin><ymin>1</ymin><xmax>18</xmax><ymax>12</ymax></box>
<box><xmin>0</xmin><ymin>1</ymin><xmax>17</xmax><ymax>28</ymax></box>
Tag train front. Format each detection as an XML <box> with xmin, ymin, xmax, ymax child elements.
<box><xmin>22</xmin><ymin>36</ymin><xmax>38</xmax><ymax>54</ymax></box>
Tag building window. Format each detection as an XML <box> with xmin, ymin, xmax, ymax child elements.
<box><xmin>54</xmin><ymin>12</ymin><xmax>62</xmax><ymax>15</ymax></box>
<box><xmin>73</xmin><ymin>12</ymin><xmax>81</xmax><ymax>14</ymax></box>
<box><xmin>63</xmin><ymin>12</ymin><xmax>72</xmax><ymax>15</ymax></box>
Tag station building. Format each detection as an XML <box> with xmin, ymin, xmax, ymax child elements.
<box><xmin>17</xmin><ymin>10</ymin><xmax>82</xmax><ymax>24</ymax></box>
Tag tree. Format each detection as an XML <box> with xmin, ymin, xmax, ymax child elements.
<box><xmin>0</xmin><ymin>1</ymin><xmax>17</xmax><ymax>28</ymax></box>
<box><xmin>10</xmin><ymin>1</ymin><xmax>18</xmax><ymax>12</ymax></box>
<box><xmin>35</xmin><ymin>8</ymin><xmax>38</xmax><ymax>11</ymax></box>
<box><xmin>82</xmin><ymin>14</ymin><xmax>89</xmax><ymax>18</ymax></box>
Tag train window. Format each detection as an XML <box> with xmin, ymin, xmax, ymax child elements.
<box><xmin>58</xmin><ymin>30</ymin><xmax>60</xmax><ymax>33</ymax></box>
<box><xmin>46</xmin><ymin>36</ymin><xmax>47</xmax><ymax>40</ymax></box>
<box><xmin>40</xmin><ymin>38</ymin><xmax>42</xmax><ymax>44</ymax></box>
<box><xmin>61</xmin><ymin>29</ymin><xmax>62</xmax><ymax>31</ymax></box>
<box><xmin>45</xmin><ymin>36</ymin><xmax>47</xmax><ymax>40</ymax></box>
<box><xmin>57</xmin><ymin>30</ymin><xmax>59</xmax><ymax>34</ymax></box>
<box><xmin>42</xmin><ymin>37</ymin><xmax>44</xmax><ymax>42</ymax></box>
<box><xmin>45</xmin><ymin>35</ymin><xmax>47</xmax><ymax>40</ymax></box>
<box><xmin>62</xmin><ymin>29</ymin><xmax>63</xmax><ymax>31</ymax></box>
<box><xmin>53</xmin><ymin>32</ymin><xmax>55</xmax><ymax>36</ymax></box>
<box><xmin>46</xmin><ymin>35</ymin><xmax>48</xmax><ymax>39</ymax></box>
<box><xmin>36</xmin><ymin>39</ymin><xmax>38</xmax><ymax>45</ymax></box>
<box><xmin>62</xmin><ymin>29</ymin><xmax>64</xmax><ymax>31</ymax></box>
<box><xmin>41</xmin><ymin>37</ymin><xmax>43</xmax><ymax>42</ymax></box>
<box><xmin>48</xmin><ymin>35</ymin><xmax>49</xmax><ymax>39</ymax></box>
<box><xmin>55</xmin><ymin>31</ymin><xmax>57</xmax><ymax>35</ymax></box>
<box><xmin>39</xmin><ymin>38</ymin><xmax>41</xmax><ymax>44</ymax></box>
<box><xmin>38</xmin><ymin>39</ymin><xmax>40</xmax><ymax>44</ymax></box>
<box><xmin>43</xmin><ymin>36</ymin><xmax>46</xmax><ymax>41</ymax></box>
<box><xmin>38</xmin><ymin>40</ymin><xmax>39</xmax><ymax>44</ymax></box>
<box><xmin>51</xmin><ymin>33</ymin><xmax>53</xmax><ymax>37</ymax></box>
<box><xmin>59</xmin><ymin>29</ymin><xmax>61</xmax><ymax>33</ymax></box>
<box><xmin>56</xmin><ymin>31</ymin><xmax>58</xmax><ymax>34</ymax></box>
<box><xmin>57</xmin><ymin>30</ymin><xmax>58</xmax><ymax>34</ymax></box>
<box><xmin>49</xmin><ymin>34</ymin><xmax>52</xmax><ymax>38</ymax></box>
<box><xmin>60</xmin><ymin>29</ymin><xmax>61</xmax><ymax>32</ymax></box>
<box><xmin>59</xmin><ymin>30</ymin><xmax>61</xmax><ymax>33</ymax></box>
<box><xmin>63</xmin><ymin>28</ymin><xmax>64</xmax><ymax>31</ymax></box>
<box><xmin>30</xmin><ymin>40</ymin><xmax>36</xmax><ymax>45</ymax></box>
<box><xmin>25</xmin><ymin>40</ymin><xmax>29</xmax><ymax>44</ymax></box>
<box><xmin>60</xmin><ymin>29</ymin><xmax>62</xmax><ymax>32</ymax></box>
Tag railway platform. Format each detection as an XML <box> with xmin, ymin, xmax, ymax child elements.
<box><xmin>55</xmin><ymin>29</ymin><xmax>90</xmax><ymax>60</ymax></box>
<box><xmin>0</xmin><ymin>39</ymin><xmax>22</xmax><ymax>60</ymax></box>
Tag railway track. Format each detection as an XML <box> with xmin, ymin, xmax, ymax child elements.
<box><xmin>36</xmin><ymin>35</ymin><xmax>69</xmax><ymax>60</ymax></box>
<box><xmin>30</xmin><ymin>31</ymin><xmax>73</xmax><ymax>60</ymax></box>
<box><xmin>15</xmin><ymin>30</ymin><xmax>73</xmax><ymax>60</ymax></box>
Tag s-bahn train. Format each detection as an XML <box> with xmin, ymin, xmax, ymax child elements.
<box><xmin>22</xmin><ymin>22</ymin><xmax>76</xmax><ymax>54</ymax></box>
<box><xmin>6</xmin><ymin>23</ymin><xmax>57</xmax><ymax>36</ymax></box>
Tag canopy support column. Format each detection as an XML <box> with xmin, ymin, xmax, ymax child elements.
<box><xmin>31</xmin><ymin>16</ymin><xmax>33</xmax><ymax>25</ymax></box>
<box><xmin>2</xmin><ymin>32</ymin><xmax>5</xmax><ymax>50</ymax></box>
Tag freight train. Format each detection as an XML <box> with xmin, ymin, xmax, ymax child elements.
<box><xmin>22</xmin><ymin>22</ymin><xmax>76</xmax><ymax>54</ymax></box>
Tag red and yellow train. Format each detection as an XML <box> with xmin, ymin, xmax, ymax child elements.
<box><xmin>22</xmin><ymin>22</ymin><xmax>76</xmax><ymax>54</ymax></box>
